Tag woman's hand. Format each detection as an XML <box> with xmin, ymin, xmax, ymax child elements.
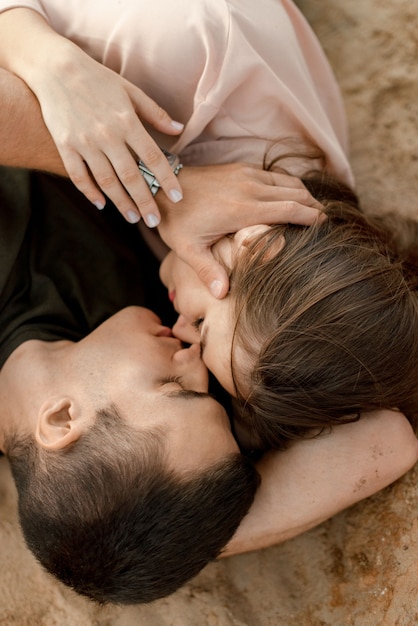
<box><xmin>157</xmin><ymin>163</ymin><xmax>323</xmax><ymax>298</ymax></box>
<box><xmin>34</xmin><ymin>46</ymin><xmax>185</xmax><ymax>226</ymax></box>
<box><xmin>0</xmin><ymin>9</ymin><xmax>184</xmax><ymax>225</ymax></box>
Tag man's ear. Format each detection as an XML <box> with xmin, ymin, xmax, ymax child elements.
<box><xmin>35</xmin><ymin>396</ymin><xmax>89</xmax><ymax>450</ymax></box>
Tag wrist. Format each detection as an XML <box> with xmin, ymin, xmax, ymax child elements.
<box><xmin>26</xmin><ymin>37</ymin><xmax>83</xmax><ymax>96</ymax></box>
<box><xmin>0</xmin><ymin>9</ymin><xmax>61</xmax><ymax>80</ymax></box>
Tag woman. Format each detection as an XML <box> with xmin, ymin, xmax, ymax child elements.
<box><xmin>161</xmin><ymin>194</ymin><xmax>418</xmax><ymax>450</ymax></box>
<box><xmin>0</xmin><ymin>0</ymin><xmax>344</xmax><ymax>296</ymax></box>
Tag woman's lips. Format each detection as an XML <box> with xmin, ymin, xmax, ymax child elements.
<box><xmin>168</xmin><ymin>290</ymin><xmax>176</xmax><ymax>303</ymax></box>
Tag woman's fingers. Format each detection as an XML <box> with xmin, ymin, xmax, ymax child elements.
<box><xmin>61</xmin><ymin>150</ymin><xmax>107</xmax><ymax>210</ymax></box>
<box><xmin>262</xmin><ymin>169</ymin><xmax>324</xmax><ymax>209</ymax></box>
<box><xmin>59</xmin><ymin>146</ymin><xmax>149</xmax><ymax>224</ymax></box>
<box><xmin>126</xmin><ymin>134</ymin><xmax>184</xmax><ymax>211</ymax></box>
<box><xmin>256</xmin><ymin>199</ymin><xmax>325</xmax><ymax>225</ymax></box>
<box><xmin>59</xmin><ymin>129</ymin><xmax>185</xmax><ymax>225</ymax></box>
<box><xmin>35</xmin><ymin>45</ymin><xmax>185</xmax><ymax>223</ymax></box>
<box><xmin>126</xmin><ymin>79</ymin><xmax>184</xmax><ymax>136</ymax></box>
<box><xmin>121</xmin><ymin>82</ymin><xmax>185</xmax><ymax>214</ymax></box>
<box><xmin>93</xmin><ymin>142</ymin><xmax>163</xmax><ymax>226</ymax></box>
<box><xmin>183</xmin><ymin>247</ymin><xmax>230</xmax><ymax>299</ymax></box>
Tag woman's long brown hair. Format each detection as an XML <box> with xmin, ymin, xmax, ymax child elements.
<box><xmin>231</xmin><ymin>172</ymin><xmax>418</xmax><ymax>451</ymax></box>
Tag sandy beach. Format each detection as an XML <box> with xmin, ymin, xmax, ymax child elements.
<box><xmin>1</xmin><ymin>0</ymin><xmax>418</xmax><ymax>624</ymax></box>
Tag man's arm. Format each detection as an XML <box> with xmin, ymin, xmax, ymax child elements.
<box><xmin>222</xmin><ymin>410</ymin><xmax>418</xmax><ymax>556</ymax></box>
<box><xmin>0</xmin><ymin>67</ymin><xmax>65</xmax><ymax>174</ymax></box>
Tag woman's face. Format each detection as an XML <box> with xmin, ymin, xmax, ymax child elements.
<box><xmin>160</xmin><ymin>225</ymin><xmax>276</xmax><ymax>395</ymax></box>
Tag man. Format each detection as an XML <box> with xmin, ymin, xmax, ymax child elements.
<box><xmin>0</xmin><ymin>163</ymin><xmax>260</xmax><ymax>603</ymax></box>
<box><xmin>0</xmin><ymin>67</ymin><xmax>416</xmax><ymax>607</ymax></box>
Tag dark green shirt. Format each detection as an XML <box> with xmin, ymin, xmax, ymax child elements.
<box><xmin>0</xmin><ymin>168</ymin><xmax>168</xmax><ymax>368</ymax></box>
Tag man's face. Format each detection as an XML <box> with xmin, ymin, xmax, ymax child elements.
<box><xmin>73</xmin><ymin>307</ymin><xmax>239</xmax><ymax>474</ymax></box>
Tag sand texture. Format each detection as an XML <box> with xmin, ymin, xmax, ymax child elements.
<box><xmin>1</xmin><ymin>0</ymin><xmax>418</xmax><ymax>624</ymax></box>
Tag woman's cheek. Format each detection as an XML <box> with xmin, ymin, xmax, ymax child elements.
<box><xmin>159</xmin><ymin>253</ymin><xmax>172</xmax><ymax>287</ymax></box>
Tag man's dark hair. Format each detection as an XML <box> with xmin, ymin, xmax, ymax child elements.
<box><xmin>5</xmin><ymin>405</ymin><xmax>259</xmax><ymax>604</ymax></box>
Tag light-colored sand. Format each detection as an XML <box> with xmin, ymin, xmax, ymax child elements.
<box><xmin>1</xmin><ymin>1</ymin><xmax>417</xmax><ymax>624</ymax></box>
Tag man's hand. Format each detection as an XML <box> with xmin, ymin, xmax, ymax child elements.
<box><xmin>157</xmin><ymin>163</ymin><xmax>323</xmax><ymax>298</ymax></box>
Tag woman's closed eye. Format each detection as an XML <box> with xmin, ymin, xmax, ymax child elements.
<box><xmin>191</xmin><ymin>319</ymin><xmax>208</xmax><ymax>358</ymax></box>
<box><xmin>191</xmin><ymin>318</ymin><xmax>204</xmax><ymax>333</ymax></box>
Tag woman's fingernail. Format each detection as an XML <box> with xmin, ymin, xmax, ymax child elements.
<box><xmin>171</xmin><ymin>120</ymin><xmax>184</xmax><ymax>131</ymax></box>
<box><xmin>144</xmin><ymin>213</ymin><xmax>160</xmax><ymax>228</ymax></box>
<box><xmin>126</xmin><ymin>210</ymin><xmax>140</xmax><ymax>224</ymax></box>
<box><xmin>169</xmin><ymin>189</ymin><xmax>183</xmax><ymax>203</ymax></box>
<box><xmin>210</xmin><ymin>280</ymin><xmax>223</xmax><ymax>298</ymax></box>
<box><xmin>94</xmin><ymin>200</ymin><xmax>105</xmax><ymax>210</ymax></box>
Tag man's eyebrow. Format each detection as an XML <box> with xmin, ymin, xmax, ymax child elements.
<box><xmin>165</xmin><ymin>389</ymin><xmax>213</xmax><ymax>401</ymax></box>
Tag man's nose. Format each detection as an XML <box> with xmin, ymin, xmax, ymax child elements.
<box><xmin>173</xmin><ymin>344</ymin><xmax>209</xmax><ymax>392</ymax></box>
<box><xmin>173</xmin><ymin>314</ymin><xmax>190</xmax><ymax>330</ymax></box>
<box><xmin>172</xmin><ymin>315</ymin><xmax>198</xmax><ymax>344</ymax></box>
<box><xmin>174</xmin><ymin>342</ymin><xmax>201</xmax><ymax>363</ymax></box>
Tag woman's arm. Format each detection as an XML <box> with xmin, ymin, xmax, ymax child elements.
<box><xmin>0</xmin><ymin>62</ymin><xmax>322</xmax><ymax>297</ymax></box>
<box><xmin>0</xmin><ymin>65</ymin><xmax>322</xmax><ymax>297</ymax></box>
<box><xmin>0</xmin><ymin>8</ymin><xmax>184</xmax><ymax>223</ymax></box>
<box><xmin>222</xmin><ymin>410</ymin><xmax>418</xmax><ymax>556</ymax></box>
